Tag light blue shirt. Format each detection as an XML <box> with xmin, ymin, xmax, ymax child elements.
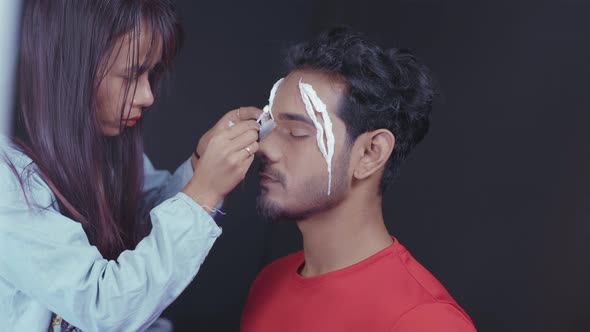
<box><xmin>0</xmin><ymin>137</ymin><xmax>222</xmax><ymax>331</ymax></box>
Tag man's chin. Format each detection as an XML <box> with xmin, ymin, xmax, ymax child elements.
<box><xmin>256</xmin><ymin>193</ymin><xmax>319</xmax><ymax>222</ymax></box>
<box><xmin>256</xmin><ymin>193</ymin><xmax>285</xmax><ymax>222</ymax></box>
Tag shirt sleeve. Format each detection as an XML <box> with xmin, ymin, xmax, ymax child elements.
<box><xmin>390</xmin><ymin>303</ymin><xmax>476</xmax><ymax>332</ymax></box>
<box><xmin>143</xmin><ymin>154</ymin><xmax>194</xmax><ymax>207</ymax></box>
<box><xmin>0</xmin><ymin>162</ymin><xmax>222</xmax><ymax>332</ymax></box>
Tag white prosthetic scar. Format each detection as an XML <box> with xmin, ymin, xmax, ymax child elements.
<box><xmin>257</xmin><ymin>78</ymin><xmax>283</xmax><ymax>140</ymax></box>
<box><xmin>260</xmin><ymin>78</ymin><xmax>335</xmax><ymax>195</ymax></box>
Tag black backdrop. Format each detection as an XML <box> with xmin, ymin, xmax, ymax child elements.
<box><xmin>140</xmin><ymin>1</ymin><xmax>590</xmax><ymax>331</ymax></box>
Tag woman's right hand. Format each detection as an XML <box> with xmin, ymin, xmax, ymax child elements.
<box><xmin>182</xmin><ymin>119</ymin><xmax>260</xmax><ymax>211</ymax></box>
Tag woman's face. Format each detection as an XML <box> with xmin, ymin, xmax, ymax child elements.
<box><xmin>96</xmin><ymin>26</ymin><xmax>162</xmax><ymax>136</ymax></box>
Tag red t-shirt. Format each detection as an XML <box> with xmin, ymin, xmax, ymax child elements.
<box><xmin>241</xmin><ymin>238</ymin><xmax>476</xmax><ymax>332</ymax></box>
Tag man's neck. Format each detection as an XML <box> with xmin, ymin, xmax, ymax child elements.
<box><xmin>296</xmin><ymin>192</ymin><xmax>393</xmax><ymax>277</ymax></box>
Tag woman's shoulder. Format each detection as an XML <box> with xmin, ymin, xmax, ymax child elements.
<box><xmin>0</xmin><ymin>136</ymin><xmax>49</xmax><ymax>197</ymax></box>
<box><xmin>0</xmin><ymin>135</ymin><xmax>32</xmax><ymax>161</ymax></box>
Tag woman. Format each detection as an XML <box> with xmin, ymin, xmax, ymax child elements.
<box><xmin>0</xmin><ymin>0</ymin><xmax>260</xmax><ymax>330</ymax></box>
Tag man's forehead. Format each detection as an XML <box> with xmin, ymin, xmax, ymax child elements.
<box><xmin>274</xmin><ymin>70</ymin><xmax>345</xmax><ymax>116</ymax></box>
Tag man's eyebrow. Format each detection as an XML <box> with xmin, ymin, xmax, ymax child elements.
<box><xmin>277</xmin><ymin>112</ymin><xmax>315</xmax><ymax>126</ymax></box>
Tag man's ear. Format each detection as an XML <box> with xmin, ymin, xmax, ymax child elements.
<box><xmin>353</xmin><ymin>129</ymin><xmax>395</xmax><ymax>180</ymax></box>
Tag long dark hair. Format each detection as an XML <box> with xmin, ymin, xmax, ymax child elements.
<box><xmin>12</xmin><ymin>0</ymin><xmax>183</xmax><ymax>259</ymax></box>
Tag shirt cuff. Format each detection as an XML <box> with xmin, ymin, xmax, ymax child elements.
<box><xmin>153</xmin><ymin>192</ymin><xmax>222</xmax><ymax>239</ymax></box>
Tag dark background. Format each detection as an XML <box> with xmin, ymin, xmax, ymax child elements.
<box><xmin>141</xmin><ymin>0</ymin><xmax>590</xmax><ymax>331</ymax></box>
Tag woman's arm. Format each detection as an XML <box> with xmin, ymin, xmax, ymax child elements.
<box><xmin>0</xmin><ymin>165</ymin><xmax>221</xmax><ymax>332</ymax></box>
<box><xmin>143</xmin><ymin>107</ymin><xmax>263</xmax><ymax>210</ymax></box>
<box><xmin>143</xmin><ymin>154</ymin><xmax>194</xmax><ymax>208</ymax></box>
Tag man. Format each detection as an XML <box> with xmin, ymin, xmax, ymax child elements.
<box><xmin>241</xmin><ymin>27</ymin><xmax>476</xmax><ymax>332</ymax></box>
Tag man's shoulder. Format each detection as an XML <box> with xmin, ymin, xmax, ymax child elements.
<box><xmin>390</xmin><ymin>302</ymin><xmax>476</xmax><ymax>332</ymax></box>
<box><xmin>378</xmin><ymin>241</ymin><xmax>474</xmax><ymax>328</ymax></box>
<box><xmin>256</xmin><ymin>250</ymin><xmax>304</xmax><ymax>281</ymax></box>
<box><xmin>390</xmin><ymin>242</ymin><xmax>459</xmax><ymax>304</ymax></box>
<box><xmin>259</xmin><ymin>250</ymin><xmax>303</xmax><ymax>275</ymax></box>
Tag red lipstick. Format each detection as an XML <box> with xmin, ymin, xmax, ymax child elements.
<box><xmin>123</xmin><ymin>116</ymin><xmax>141</xmax><ymax>127</ymax></box>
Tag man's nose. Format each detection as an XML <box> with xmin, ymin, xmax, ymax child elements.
<box><xmin>256</xmin><ymin>131</ymin><xmax>281</xmax><ymax>163</ymax></box>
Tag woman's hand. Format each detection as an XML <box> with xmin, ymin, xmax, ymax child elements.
<box><xmin>182</xmin><ymin>111</ymin><xmax>261</xmax><ymax>211</ymax></box>
<box><xmin>195</xmin><ymin>107</ymin><xmax>262</xmax><ymax>160</ymax></box>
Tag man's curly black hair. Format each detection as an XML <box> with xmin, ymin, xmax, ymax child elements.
<box><xmin>285</xmin><ymin>27</ymin><xmax>435</xmax><ymax>193</ymax></box>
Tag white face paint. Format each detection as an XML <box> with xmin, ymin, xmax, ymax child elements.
<box><xmin>298</xmin><ymin>79</ymin><xmax>335</xmax><ymax>195</ymax></box>
<box><xmin>260</xmin><ymin>77</ymin><xmax>336</xmax><ymax>195</ymax></box>
<box><xmin>259</xmin><ymin>78</ymin><xmax>284</xmax><ymax>140</ymax></box>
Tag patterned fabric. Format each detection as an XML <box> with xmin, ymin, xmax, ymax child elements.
<box><xmin>49</xmin><ymin>313</ymin><xmax>83</xmax><ymax>332</ymax></box>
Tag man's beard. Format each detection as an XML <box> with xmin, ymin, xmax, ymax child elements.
<box><xmin>256</xmin><ymin>154</ymin><xmax>350</xmax><ymax>222</ymax></box>
<box><xmin>256</xmin><ymin>194</ymin><xmax>288</xmax><ymax>221</ymax></box>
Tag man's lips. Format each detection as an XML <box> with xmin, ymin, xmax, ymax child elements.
<box><xmin>258</xmin><ymin>164</ymin><xmax>286</xmax><ymax>188</ymax></box>
<box><xmin>259</xmin><ymin>172</ymin><xmax>276</xmax><ymax>181</ymax></box>
<box><xmin>259</xmin><ymin>172</ymin><xmax>280</xmax><ymax>185</ymax></box>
